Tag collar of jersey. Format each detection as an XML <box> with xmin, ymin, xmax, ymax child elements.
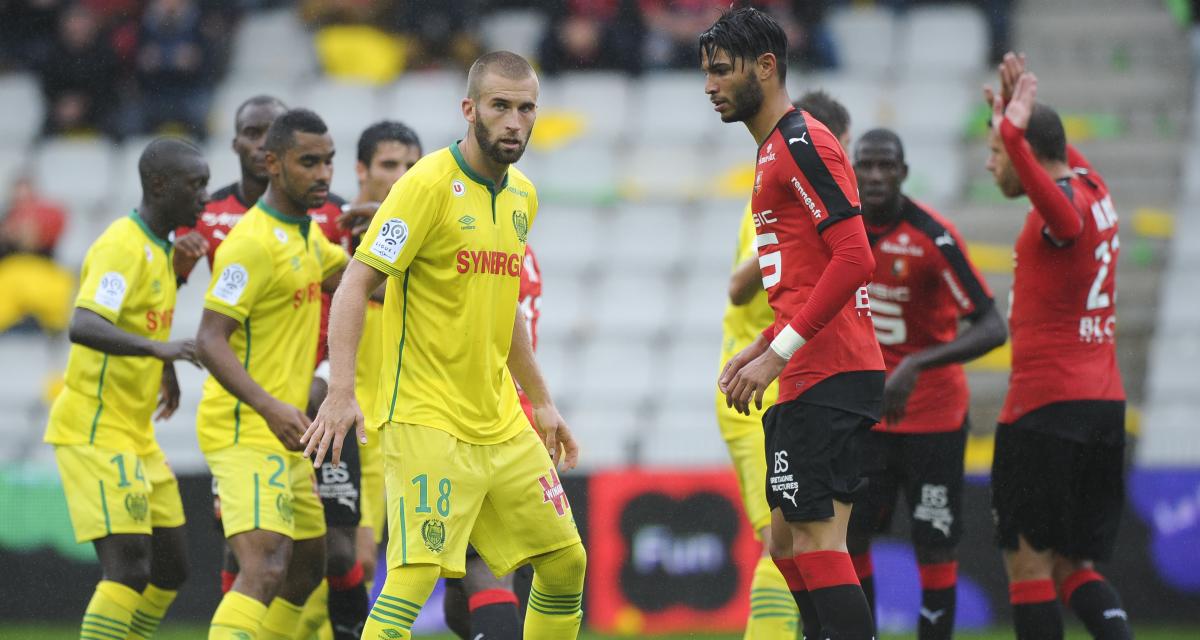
<box><xmin>450</xmin><ymin>141</ymin><xmax>509</xmax><ymax>193</ymax></box>
<box><xmin>256</xmin><ymin>200</ymin><xmax>312</xmax><ymax>229</ymax></box>
<box><xmin>128</xmin><ymin>210</ymin><xmax>172</xmax><ymax>254</ymax></box>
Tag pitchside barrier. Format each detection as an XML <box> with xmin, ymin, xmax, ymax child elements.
<box><xmin>2</xmin><ymin>466</ymin><xmax>1199</xmax><ymax>633</ymax></box>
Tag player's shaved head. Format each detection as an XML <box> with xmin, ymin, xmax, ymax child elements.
<box><xmin>856</xmin><ymin>128</ymin><xmax>905</xmax><ymax>163</ymax></box>
<box><xmin>138</xmin><ymin>137</ymin><xmax>203</xmax><ymax>188</ymax></box>
<box><xmin>1024</xmin><ymin>102</ymin><xmax>1067</xmax><ymax>163</ymax></box>
<box><xmin>699</xmin><ymin>7</ymin><xmax>788</xmax><ymax>82</ymax></box>
<box><xmin>264</xmin><ymin>108</ymin><xmax>329</xmax><ymax>155</ymax></box>
<box><xmin>466</xmin><ymin>51</ymin><xmax>536</xmax><ymax>101</ymax></box>
<box><xmin>795</xmin><ymin>90</ymin><xmax>850</xmax><ymax>141</ymax></box>
<box><xmin>235</xmin><ymin>94</ymin><xmax>287</xmax><ymax>130</ymax></box>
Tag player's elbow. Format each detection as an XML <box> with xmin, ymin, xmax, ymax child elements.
<box><xmin>728</xmin><ymin>280</ymin><xmax>757</xmax><ymax>306</ymax></box>
<box><xmin>980</xmin><ymin>306</ymin><xmax>1009</xmax><ymax>350</ymax></box>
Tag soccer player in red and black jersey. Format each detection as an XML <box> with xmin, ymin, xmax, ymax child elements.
<box><xmin>986</xmin><ymin>54</ymin><xmax>1132</xmax><ymax>640</ymax></box>
<box><xmin>702</xmin><ymin>8</ymin><xmax>884</xmax><ymax>639</ymax></box>
<box><xmin>847</xmin><ymin>128</ymin><xmax>1007</xmax><ymax>640</ymax></box>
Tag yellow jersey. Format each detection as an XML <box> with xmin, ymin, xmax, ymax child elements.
<box><xmin>45</xmin><ymin>213</ymin><xmax>176</xmax><ymax>455</ymax></box>
<box><xmin>355</xmin><ymin>143</ymin><xmax>536</xmax><ymax>444</ymax></box>
<box><xmin>716</xmin><ymin>202</ymin><xmax>778</xmax><ymax>438</ymax></box>
<box><xmin>196</xmin><ymin>202</ymin><xmax>348</xmax><ymax>453</ymax></box>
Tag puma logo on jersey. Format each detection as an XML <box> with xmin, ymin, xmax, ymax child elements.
<box><xmin>1104</xmin><ymin>608</ymin><xmax>1128</xmax><ymax>620</ymax></box>
<box><xmin>920</xmin><ymin>608</ymin><xmax>946</xmax><ymax>624</ymax></box>
<box><xmin>935</xmin><ymin>232</ymin><xmax>955</xmax><ymax>247</ymax></box>
<box><xmin>781</xmin><ymin>488</ymin><xmax>799</xmax><ymax>507</ymax></box>
<box><xmin>788</xmin><ymin>133</ymin><xmax>809</xmax><ymax>145</ymax></box>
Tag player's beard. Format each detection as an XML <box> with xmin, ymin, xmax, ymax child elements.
<box><xmin>474</xmin><ymin>118</ymin><xmax>528</xmax><ymax>166</ymax></box>
<box><xmin>724</xmin><ymin>74</ymin><xmax>765</xmax><ymax>123</ymax></box>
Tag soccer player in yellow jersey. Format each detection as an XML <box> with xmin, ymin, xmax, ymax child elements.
<box><xmin>303</xmin><ymin>51</ymin><xmax>586</xmax><ymax>640</ymax></box>
<box><xmin>196</xmin><ymin>109</ymin><xmax>349</xmax><ymax>640</ymax></box>
<box><xmin>716</xmin><ymin>90</ymin><xmax>851</xmax><ymax>640</ymax></box>
<box><xmin>44</xmin><ymin>138</ymin><xmax>209</xmax><ymax>640</ymax></box>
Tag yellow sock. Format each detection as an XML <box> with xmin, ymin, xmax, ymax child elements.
<box><xmin>258</xmin><ymin>597</ymin><xmax>304</xmax><ymax>640</ymax></box>
<box><xmin>745</xmin><ymin>555</ymin><xmax>799</xmax><ymax>640</ymax></box>
<box><xmin>296</xmin><ymin>580</ymin><xmax>329</xmax><ymax>639</ymax></box>
<box><xmin>525</xmin><ymin>543</ymin><xmax>586</xmax><ymax>640</ymax></box>
<box><xmin>128</xmin><ymin>584</ymin><xmax>176</xmax><ymax>639</ymax></box>
<box><xmin>361</xmin><ymin>564</ymin><xmax>440</xmax><ymax>639</ymax></box>
<box><xmin>80</xmin><ymin>580</ymin><xmax>140</xmax><ymax>640</ymax></box>
<box><xmin>209</xmin><ymin>591</ymin><xmax>266</xmax><ymax>640</ymax></box>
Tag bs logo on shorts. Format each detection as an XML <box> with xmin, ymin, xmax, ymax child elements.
<box><xmin>512</xmin><ymin>210</ymin><xmax>529</xmax><ymax>244</ymax></box>
<box><xmin>125</xmin><ymin>493</ymin><xmax>149</xmax><ymax>522</ymax></box>
<box><xmin>421</xmin><ymin>519</ymin><xmax>446</xmax><ymax>553</ymax></box>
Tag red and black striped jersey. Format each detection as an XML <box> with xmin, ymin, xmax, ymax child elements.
<box><xmin>866</xmin><ymin>198</ymin><xmax>994</xmax><ymax>433</ymax></box>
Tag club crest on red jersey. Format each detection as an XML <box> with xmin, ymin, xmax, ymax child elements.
<box><xmin>753</xmin><ymin>170</ymin><xmax>763</xmax><ymax>195</ymax></box>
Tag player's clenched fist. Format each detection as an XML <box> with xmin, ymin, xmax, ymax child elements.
<box><xmin>302</xmin><ymin>388</ymin><xmax>366</xmax><ymax>467</ymax></box>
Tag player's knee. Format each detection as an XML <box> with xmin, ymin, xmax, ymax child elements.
<box><xmin>152</xmin><ymin>550</ymin><xmax>189</xmax><ymax>591</ymax></box>
<box><xmin>539</xmin><ymin>542</ymin><xmax>587</xmax><ymax>588</ymax></box>
<box><xmin>325</xmin><ymin>527</ymin><xmax>357</xmax><ymax>577</ymax></box>
<box><xmin>356</xmin><ymin>530</ymin><xmax>378</xmax><ymax>579</ymax></box>
<box><xmin>915</xmin><ymin>545</ymin><xmax>955</xmax><ymax>566</ymax></box>
<box><xmin>99</xmin><ymin>536</ymin><xmax>153</xmax><ymax>592</ymax></box>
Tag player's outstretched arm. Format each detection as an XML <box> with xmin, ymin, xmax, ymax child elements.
<box><xmin>69</xmin><ymin>307</ymin><xmax>197</xmax><ymax>364</ymax></box>
<box><xmin>508</xmin><ymin>304</ymin><xmax>579</xmax><ymax>471</ymax></box>
<box><xmin>884</xmin><ymin>304</ymin><xmax>1007</xmax><ymax>423</ymax></box>
<box><xmin>303</xmin><ymin>259</ymin><xmax>386</xmax><ymax>466</ymax></box>
<box><xmin>197</xmin><ymin>309</ymin><xmax>310</xmax><ymax>450</ymax></box>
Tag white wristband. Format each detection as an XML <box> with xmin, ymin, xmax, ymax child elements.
<box><xmin>769</xmin><ymin>325</ymin><xmax>806</xmax><ymax>361</ymax></box>
<box><xmin>313</xmin><ymin>359</ymin><xmax>331</xmax><ymax>384</ymax></box>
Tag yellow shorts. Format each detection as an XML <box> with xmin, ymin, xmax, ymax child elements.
<box><xmin>54</xmin><ymin>444</ymin><xmax>186</xmax><ymax>543</ymax></box>
<box><xmin>359</xmin><ymin>428</ymin><xmax>386</xmax><ymax>544</ymax></box>
<box><xmin>205</xmin><ymin>445</ymin><xmax>326</xmax><ymax>541</ymax></box>
<box><xmin>715</xmin><ymin>388</ymin><xmax>776</xmax><ymax>537</ymax></box>
<box><xmin>383</xmin><ymin>423</ymin><xmax>581</xmax><ymax>578</ymax></box>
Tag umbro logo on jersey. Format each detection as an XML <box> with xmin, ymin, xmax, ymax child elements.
<box><xmin>459</xmin><ymin>215</ymin><xmax>476</xmax><ymax>230</ymax></box>
<box><xmin>788</xmin><ymin>132</ymin><xmax>809</xmax><ymax>145</ymax></box>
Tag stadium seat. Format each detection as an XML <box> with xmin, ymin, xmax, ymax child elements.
<box><xmin>569</xmin><ymin>404</ymin><xmax>644</xmax><ymax>469</ymax></box>
<box><xmin>901</xmin><ymin>141</ymin><xmax>964</xmax><ymax>208</ymax></box>
<box><xmin>0</xmin><ymin>72</ymin><xmax>43</xmax><ymax>150</ymax></box>
<box><xmin>228</xmin><ymin>9</ymin><xmax>316</xmax><ymax>83</ymax></box>
<box><xmin>479</xmin><ymin>8</ymin><xmax>547</xmax><ymax>63</ymax></box>
<box><xmin>661</xmin><ymin>340</ymin><xmax>721</xmax><ymax>400</ymax></box>
<box><xmin>539</xmin><ymin>72</ymin><xmax>633</xmax><ymax>141</ymax></box>
<box><xmin>591</xmin><ymin>273</ymin><xmax>675</xmax><ymax>338</ymax></box>
<box><xmin>891</xmin><ymin>79</ymin><xmax>972</xmax><ymax>141</ymax></box>
<box><xmin>631</xmin><ymin>72</ymin><xmax>716</xmax><ymax>142</ymax></box>
<box><xmin>528</xmin><ymin>205</ymin><xmax>605</xmax><ymax>276</ymax></box>
<box><xmin>523</xmin><ymin>140</ymin><xmax>619</xmax><ymax>204</ymax></box>
<box><xmin>620</xmin><ymin>144</ymin><xmax>706</xmax><ymax>202</ymax></box>
<box><xmin>33</xmin><ymin>138</ymin><xmax>114</xmax><ymax>215</ymax></box>
<box><xmin>606</xmin><ymin>204</ymin><xmax>686</xmax><ymax>270</ymax></box>
<box><xmin>827</xmin><ymin>7</ymin><xmax>897</xmax><ymax>77</ymax></box>
<box><xmin>0</xmin><ymin>145</ymin><xmax>25</xmax><ymax>203</ymax></box>
<box><xmin>295</xmin><ymin>80</ymin><xmax>383</xmax><ymax>142</ymax></box>
<box><xmin>640</xmin><ymin>407</ymin><xmax>728</xmax><ymax>467</ymax></box>
<box><xmin>534</xmin><ymin>271</ymin><xmax>592</xmax><ymax>344</ymax></box>
<box><xmin>576</xmin><ymin>335</ymin><xmax>660</xmax><ymax>404</ymax></box>
<box><xmin>207</xmin><ymin>77</ymin><xmax>299</xmax><ymax>141</ymax></box>
<box><xmin>900</xmin><ymin>5</ymin><xmax>988</xmax><ymax>78</ymax></box>
<box><xmin>384</xmin><ymin>71</ymin><xmax>468</xmax><ymax>154</ymax></box>
<box><xmin>677</xmin><ymin>270</ymin><xmax>731</xmax><ymax>340</ymax></box>
<box><xmin>798</xmin><ymin>73</ymin><xmax>885</xmax><ymax>133</ymax></box>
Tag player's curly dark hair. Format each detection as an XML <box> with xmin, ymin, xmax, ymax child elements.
<box><xmin>263</xmin><ymin>108</ymin><xmax>328</xmax><ymax>155</ymax></box>
<box><xmin>795</xmin><ymin>90</ymin><xmax>850</xmax><ymax>140</ymax></box>
<box><xmin>357</xmin><ymin>121</ymin><xmax>423</xmax><ymax>165</ymax></box>
<box><xmin>698</xmin><ymin>6</ymin><xmax>789</xmax><ymax>82</ymax></box>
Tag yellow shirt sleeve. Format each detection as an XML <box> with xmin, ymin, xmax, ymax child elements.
<box><xmin>204</xmin><ymin>233</ymin><xmax>274</xmax><ymax>323</ymax></box>
<box><xmin>735</xmin><ymin>201</ymin><xmax>757</xmax><ymax>264</ymax></box>
<box><xmin>354</xmin><ymin>176</ymin><xmax>443</xmax><ymax>278</ymax></box>
<box><xmin>75</xmin><ymin>238</ymin><xmax>143</xmax><ymax>324</ymax></box>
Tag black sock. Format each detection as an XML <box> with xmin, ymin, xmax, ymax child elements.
<box><xmin>1064</xmin><ymin>571</ymin><xmax>1132</xmax><ymax>640</ymax></box>
<box><xmin>796</xmin><ymin>551</ymin><xmax>874</xmax><ymax>640</ymax></box>
<box><xmin>468</xmin><ymin>590</ymin><xmax>521</xmax><ymax>640</ymax></box>
<box><xmin>917</xmin><ymin>562</ymin><xmax>957</xmax><ymax>640</ymax></box>
<box><xmin>852</xmin><ymin>553</ymin><xmax>876</xmax><ymax>634</ymax></box>
<box><xmin>1010</xmin><ymin>580</ymin><xmax>1063</xmax><ymax>640</ymax></box>
<box><xmin>772</xmin><ymin>556</ymin><xmax>820</xmax><ymax>639</ymax></box>
<box><xmin>328</xmin><ymin>564</ymin><xmax>368</xmax><ymax>640</ymax></box>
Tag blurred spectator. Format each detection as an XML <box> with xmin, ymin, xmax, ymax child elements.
<box><xmin>0</xmin><ymin>175</ymin><xmax>67</xmax><ymax>259</ymax></box>
<box><xmin>392</xmin><ymin>0</ymin><xmax>483</xmax><ymax>70</ymax></box>
<box><xmin>0</xmin><ymin>0</ymin><xmax>64</xmax><ymax>69</ymax></box>
<box><xmin>639</xmin><ymin>0</ymin><xmax>729</xmax><ymax>69</ymax></box>
<box><xmin>122</xmin><ymin>0</ymin><xmax>215</xmax><ymax>139</ymax></box>
<box><xmin>37</xmin><ymin>3</ymin><xmax>120</xmax><ymax>137</ymax></box>
<box><xmin>0</xmin><ymin>175</ymin><xmax>73</xmax><ymax>334</ymax></box>
<box><xmin>537</xmin><ymin>0</ymin><xmax>645</xmax><ymax>75</ymax></box>
<box><xmin>877</xmin><ymin>0</ymin><xmax>1013</xmax><ymax>64</ymax></box>
<box><xmin>786</xmin><ymin>0</ymin><xmax>838</xmax><ymax>70</ymax></box>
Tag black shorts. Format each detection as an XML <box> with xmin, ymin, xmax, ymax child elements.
<box><xmin>991</xmin><ymin>401</ymin><xmax>1126</xmax><ymax>561</ymax></box>
<box><xmin>848</xmin><ymin>427</ymin><xmax>967</xmax><ymax>548</ymax></box>
<box><xmin>317</xmin><ymin>436</ymin><xmax>362</xmax><ymax>527</ymax></box>
<box><xmin>764</xmin><ymin>398</ymin><xmax>877</xmax><ymax>522</ymax></box>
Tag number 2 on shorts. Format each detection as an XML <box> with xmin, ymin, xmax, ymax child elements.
<box><xmin>412</xmin><ymin>474</ymin><xmax>452</xmax><ymax>517</ymax></box>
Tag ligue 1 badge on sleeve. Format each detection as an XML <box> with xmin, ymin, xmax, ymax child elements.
<box><xmin>512</xmin><ymin>210</ymin><xmax>529</xmax><ymax>244</ymax></box>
